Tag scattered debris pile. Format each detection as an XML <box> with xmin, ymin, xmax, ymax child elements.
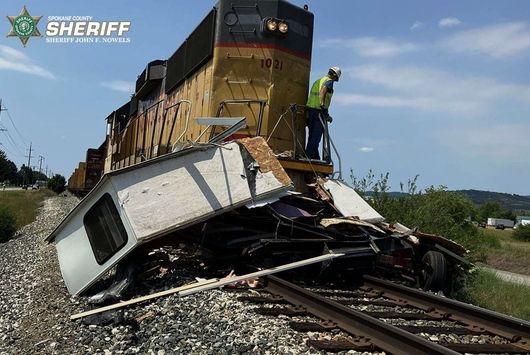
<box><xmin>1</xmin><ymin>197</ymin><xmax>332</xmax><ymax>353</ymax></box>
<box><xmin>46</xmin><ymin>137</ymin><xmax>468</xmax><ymax>319</ymax></box>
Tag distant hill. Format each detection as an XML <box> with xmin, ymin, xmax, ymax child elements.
<box><xmin>365</xmin><ymin>189</ymin><xmax>530</xmax><ymax>212</ymax></box>
<box><xmin>454</xmin><ymin>190</ymin><xmax>530</xmax><ymax>212</ymax></box>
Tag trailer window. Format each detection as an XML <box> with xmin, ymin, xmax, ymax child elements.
<box><xmin>84</xmin><ymin>193</ymin><xmax>128</xmax><ymax>265</ymax></box>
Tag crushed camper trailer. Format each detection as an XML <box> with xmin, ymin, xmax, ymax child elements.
<box><xmin>48</xmin><ymin>136</ymin><xmax>467</xmax><ymax>297</ymax></box>
<box><xmin>51</xmin><ymin>0</ymin><xmax>469</xmax><ymax>301</ymax></box>
<box><xmin>48</xmin><ymin>137</ymin><xmax>292</xmax><ymax>295</ymax></box>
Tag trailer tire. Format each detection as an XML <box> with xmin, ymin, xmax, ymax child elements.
<box><xmin>421</xmin><ymin>251</ymin><xmax>447</xmax><ymax>292</ymax></box>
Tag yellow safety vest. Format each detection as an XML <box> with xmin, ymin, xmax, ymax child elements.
<box><xmin>307</xmin><ymin>75</ymin><xmax>333</xmax><ymax>109</ymax></box>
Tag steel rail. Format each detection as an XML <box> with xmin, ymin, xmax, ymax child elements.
<box><xmin>264</xmin><ymin>275</ymin><xmax>459</xmax><ymax>355</ymax></box>
<box><xmin>363</xmin><ymin>275</ymin><xmax>530</xmax><ymax>351</ymax></box>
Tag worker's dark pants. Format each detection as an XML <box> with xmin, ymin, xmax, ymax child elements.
<box><xmin>305</xmin><ymin>108</ymin><xmax>324</xmax><ymax>160</ymax></box>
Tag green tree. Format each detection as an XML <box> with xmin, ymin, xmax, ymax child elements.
<box><xmin>513</xmin><ymin>225</ymin><xmax>530</xmax><ymax>241</ymax></box>
<box><xmin>47</xmin><ymin>174</ymin><xmax>66</xmax><ymax>194</ymax></box>
<box><xmin>350</xmin><ymin>171</ymin><xmax>497</xmax><ymax>255</ymax></box>
<box><xmin>0</xmin><ymin>206</ymin><xmax>17</xmax><ymax>243</ymax></box>
<box><xmin>18</xmin><ymin>164</ymin><xmax>33</xmax><ymax>186</ymax></box>
<box><xmin>476</xmin><ymin>202</ymin><xmax>515</xmax><ymax>222</ymax></box>
<box><xmin>33</xmin><ymin>171</ymin><xmax>48</xmax><ymax>182</ymax></box>
<box><xmin>0</xmin><ymin>150</ymin><xmax>18</xmax><ymax>183</ymax></box>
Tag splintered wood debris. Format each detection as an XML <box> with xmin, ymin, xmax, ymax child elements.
<box><xmin>238</xmin><ymin>137</ymin><xmax>293</xmax><ymax>187</ymax></box>
<box><xmin>70</xmin><ymin>253</ymin><xmax>345</xmax><ymax>321</ymax></box>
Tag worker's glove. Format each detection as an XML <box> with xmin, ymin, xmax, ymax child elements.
<box><xmin>320</xmin><ymin>105</ymin><xmax>328</xmax><ymax>117</ymax></box>
<box><xmin>326</xmin><ymin>115</ymin><xmax>333</xmax><ymax>124</ymax></box>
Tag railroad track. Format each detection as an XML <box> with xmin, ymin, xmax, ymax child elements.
<box><xmin>236</xmin><ymin>275</ymin><xmax>530</xmax><ymax>354</ymax></box>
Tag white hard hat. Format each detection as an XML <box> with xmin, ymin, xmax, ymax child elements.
<box><xmin>329</xmin><ymin>66</ymin><xmax>342</xmax><ymax>80</ymax></box>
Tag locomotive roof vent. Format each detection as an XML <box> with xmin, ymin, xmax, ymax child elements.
<box><xmin>135</xmin><ymin>60</ymin><xmax>166</xmax><ymax>100</ymax></box>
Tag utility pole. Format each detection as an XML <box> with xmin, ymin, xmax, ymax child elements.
<box><xmin>38</xmin><ymin>155</ymin><xmax>44</xmax><ymax>174</ymax></box>
<box><xmin>25</xmin><ymin>142</ymin><xmax>33</xmax><ymax>185</ymax></box>
<box><xmin>27</xmin><ymin>142</ymin><xmax>32</xmax><ymax>168</ymax></box>
<box><xmin>45</xmin><ymin>165</ymin><xmax>48</xmax><ymax>178</ymax></box>
<box><xmin>0</xmin><ymin>99</ymin><xmax>6</xmax><ymax>135</ymax></box>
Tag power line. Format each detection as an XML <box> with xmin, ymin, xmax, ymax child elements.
<box><xmin>1</xmin><ymin>130</ymin><xmax>24</xmax><ymax>156</ymax></box>
<box><xmin>0</xmin><ymin>99</ymin><xmax>7</xmax><ymax>144</ymax></box>
<box><xmin>1</xmin><ymin>129</ymin><xmax>25</xmax><ymax>156</ymax></box>
<box><xmin>5</xmin><ymin>109</ymin><xmax>29</xmax><ymax>147</ymax></box>
<box><xmin>0</xmin><ymin>142</ymin><xmax>18</xmax><ymax>158</ymax></box>
<box><xmin>0</xmin><ymin>99</ymin><xmax>29</xmax><ymax>152</ymax></box>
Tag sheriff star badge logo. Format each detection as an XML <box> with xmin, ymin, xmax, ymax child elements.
<box><xmin>6</xmin><ymin>6</ymin><xmax>42</xmax><ymax>47</ymax></box>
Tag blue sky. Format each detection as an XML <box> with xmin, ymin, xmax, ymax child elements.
<box><xmin>1</xmin><ymin>1</ymin><xmax>529</xmax><ymax>194</ymax></box>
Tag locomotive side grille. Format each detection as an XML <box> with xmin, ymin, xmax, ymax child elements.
<box><xmin>166</xmin><ymin>8</ymin><xmax>217</xmax><ymax>93</ymax></box>
<box><xmin>166</xmin><ymin>43</ymin><xmax>186</xmax><ymax>93</ymax></box>
<box><xmin>185</xmin><ymin>9</ymin><xmax>216</xmax><ymax>77</ymax></box>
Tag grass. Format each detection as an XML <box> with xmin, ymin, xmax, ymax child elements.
<box><xmin>480</xmin><ymin>228</ymin><xmax>530</xmax><ymax>275</ymax></box>
<box><xmin>0</xmin><ymin>189</ymin><xmax>55</xmax><ymax>229</ymax></box>
<box><xmin>462</xmin><ymin>269</ymin><xmax>530</xmax><ymax>321</ymax></box>
<box><xmin>453</xmin><ymin>228</ymin><xmax>530</xmax><ymax>321</ymax></box>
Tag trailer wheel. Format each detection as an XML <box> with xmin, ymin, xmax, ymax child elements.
<box><xmin>420</xmin><ymin>251</ymin><xmax>447</xmax><ymax>292</ymax></box>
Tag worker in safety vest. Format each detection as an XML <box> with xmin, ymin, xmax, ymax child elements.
<box><xmin>305</xmin><ymin>66</ymin><xmax>341</xmax><ymax>160</ymax></box>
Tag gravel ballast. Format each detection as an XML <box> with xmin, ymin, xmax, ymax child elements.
<box><xmin>1</xmin><ymin>194</ymin><xmax>512</xmax><ymax>354</ymax></box>
<box><xmin>1</xmin><ymin>195</ymin><xmax>379</xmax><ymax>354</ymax></box>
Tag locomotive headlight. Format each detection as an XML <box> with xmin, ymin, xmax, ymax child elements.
<box><xmin>278</xmin><ymin>22</ymin><xmax>289</xmax><ymax>34</ymax></box>
<box><xmin>266</xmin><ymin>19</ymin><xmax>278</xmax><ymax>32</ymax></box>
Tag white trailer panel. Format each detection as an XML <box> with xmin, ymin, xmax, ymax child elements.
<box><xmin>47</xmin><ymin>138</ymin><xmax>292</xmax><ymax>295</ymax></box>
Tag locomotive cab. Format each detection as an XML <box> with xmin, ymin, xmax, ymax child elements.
<box><xmin>102</xmin><ymin>0</ymin><xmax>334</xmax><ymax>189</ymax></box>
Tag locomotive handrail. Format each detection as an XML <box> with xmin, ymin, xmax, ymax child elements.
<box><xmin>200</xmin><ymin>99</ymin><xmax>267</xmax><ymax>142</ymax></box>
<box><xmin>228</xmin><ymin>28</ymin><xmax>257</xmax><ymax>35</ymax></box>
<box><xmin>226</xmin><ymin>79</ymin><xmax>253</xmax><ymax>84</ymax></box>
<box><xmin>173</xmin><ymin>100</ymin><xmax>193</xmax><ymax>145</ymax></box>
<box><xmin>323</xmin><ymin>117</ymin><xmax>343</xmax><ymax>180</ymax></box>
<box><xmin>329</xmin><ymin>140</ymin><xmax>342</xmax><ymax>180</ymax></box>
<box><xmin>132</xmin><ymin>99</ymin><xmax>164</xmax><ymax>128</ymax></box>
<box><xmin>319</xmin><ymin>113</ymin><xmax>342</xmax><ymax>180</ymax></box>
<box><xmin>225</xmin><ymin>53</ymin><xmax>255</xmax><ymax>59</ymax></box>
<box><xmin>165</xmin><ymin>100</ymin><xmax>192</xmax><ymax>152</ymax></box>
<box><xmin>209</xmin><ymin>118</ymin><xmax>247</xmax><ymax>144</ymax></box>
<box><xmin>112</xmin><ymin>100</ymin><xmax>163</xmax><ymax>169</ymax></box>
<box><xmin>289</xmin><ymin>104</ymin><xmax>342</xmax><ymax>180</ymax></box>
<box><xmin>230</xmin><ymin>3</ymin><xmax>258</xmax><ymax>9</ymax></box>
<box><xmin>147</xmin><ymin>102</ymin><xmax>162</xmax><ymax>159</ymax></box>
<box><xmin>115</xmin><ymin>98</ymin><xmax>162</xmax><ymax>136</ymax></box>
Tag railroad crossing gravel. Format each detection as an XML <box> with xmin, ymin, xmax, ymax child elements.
<box><xmin>0</xmin><ymin>195</ymin><xmax>380</xmax><ymax>354</ymax></box>
<box><xmin>2</xmin><ymin>194</ymin><xmax>508</xmax><ymax>354</ymax></box>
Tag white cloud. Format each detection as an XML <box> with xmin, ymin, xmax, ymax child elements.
<box><xmin>335</xmin><ymin>93</ymin><xmax>431</xmax><ymax>109</ymax></box>
<box><xmin>441</xmin><ymin>22</ymin><xmax>530</xmax><ymax>57</ymax></box>
<box><xmin>359</xmin><ymin>147</ymin><xmax>374</xmax><ymax>153</ymax></box>
<box><xmin>321</xmin><ymin>37</ymin><xmax>418</xmax><ymax>58</ymax></box>
<box><xmin>338</xmin><ymin>64</ymin><xmax>530</xmax><ymax>114</ymax></box>
<box><xmin>440</xmin><ymin>123</ymin><xmax>530</xmax><ymax>161</ymax></box>
<box><xmin>0</xmin><ymin>45</ymin><xmax>55</xmax><ymax>79</ymax></box>
<box><xmin>438</xmin><ymin>17</ymin><xmax>462</xmax><ymax>28</ymax></box>
<box><xmin>410</xmin><ymin>21</ymin><xmax>424</xmax><ymax>31</ymax></box>
<box><xmin>101</xmin><ymin>80</ymin><xmax>135</xmax><ymax>93</ymax></box>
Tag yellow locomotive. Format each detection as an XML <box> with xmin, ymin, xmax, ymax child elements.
<box><xmin>69</xmin><ymin>0</ymin><xmax>336</xmax><ymax>194</ymax></box>
<box><xmin>59</xmin><ymin>1</ymin><xmax>470</xmax><ymax>297</ymax></box>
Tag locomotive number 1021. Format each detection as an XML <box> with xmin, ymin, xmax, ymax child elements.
<box><xmin>261</xmin><ymin>58</ymin><xmax>283</xmax><ymax>70</ymax></box>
